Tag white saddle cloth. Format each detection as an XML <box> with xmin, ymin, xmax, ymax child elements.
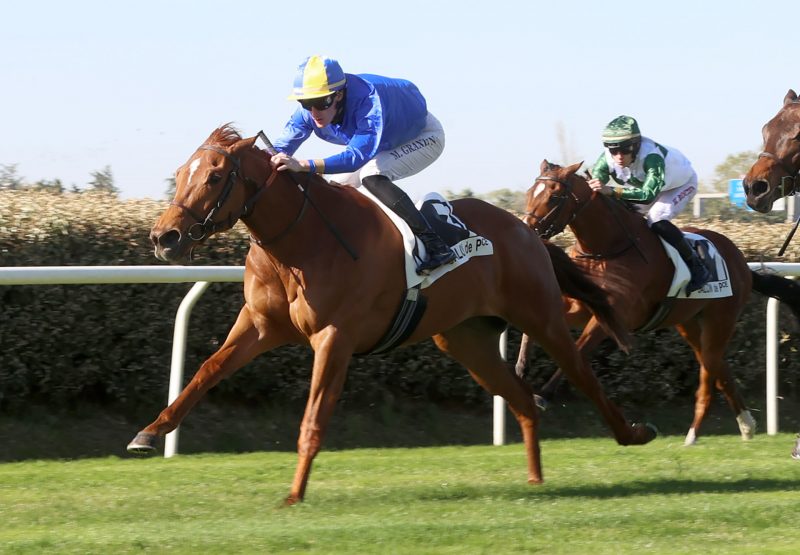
<box><xmin>660</xmin><ymin>232</ymin><xmax>733</xmax><ymax>299</ymax></box>
<box><xmin>357</xmin><ymin>188</ymin><xmax>494</xmax><ymax>289</ymax></box>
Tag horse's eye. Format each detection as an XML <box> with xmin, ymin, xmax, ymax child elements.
<box><xmin>209</xmin><ymin>173</ymin><xmax>222</xmax><ymax>185</ymax></box>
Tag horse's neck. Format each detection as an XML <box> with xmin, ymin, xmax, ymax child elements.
<box><xmin>244</xmin><ymin>170</ymin><xmax>317</xmax><ymax>260</ymax></box>
<box><xmin>570</xmin><ymin>196</ymin><xmax>640</xmax><ymax>254</ymax></box>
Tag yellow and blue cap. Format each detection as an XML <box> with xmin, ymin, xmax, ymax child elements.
<box><xmin>288</xmin><ymin>55</ymin><xmax>347</xmax><ymax>100</ymax></box>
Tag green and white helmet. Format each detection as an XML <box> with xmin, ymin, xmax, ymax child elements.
<box><xmin>602</xmin><ymin>115</ymin><xmax>641</xmax><ymax>149</ymax></box>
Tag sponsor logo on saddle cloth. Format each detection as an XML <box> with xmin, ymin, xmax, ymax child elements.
<box><xmin>357</xmin><ymin>189</ymin><xmax>494</xmax><ymax>289</ymax></box>
<box><xmin>658</xmin><ymin>233</ymin><xmax>733</xmax><ymax>299</ymax></box>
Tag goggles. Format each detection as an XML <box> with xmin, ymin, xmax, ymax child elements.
<box><xmin>299</xmin><ymin>94</ymin><xmax>337</xmax><ymax>111</ymax></box>
<box><xmin>607</xmin><ymin>144</ymin><xmax>635</xmax><ymax>155</ymax></box>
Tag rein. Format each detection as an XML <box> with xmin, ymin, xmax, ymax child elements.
<box><xmin>757</xmin><ymin>151</ymin><xmax>800</xmax><ymax>197</ymax></box>
<box><xmin>526</xmin><ymin>173</ymin><xmax>644</xmax><ymax>261</ymax></box>
<box><xmin>255</xmin><ymin>132</ymin><xmax>358</xmax><ymax>260</ymax></box>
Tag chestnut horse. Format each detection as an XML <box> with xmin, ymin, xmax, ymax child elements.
<box><xmin>126</xmin><ymin>125</ymin><xmax>658</xmax><ymax>505</ymax></box>
<box><xmin>517</xmin><ymin>160</ymin><xmax>800</xmax><ymax>445</ymax></box>
<box><xmin>743</xmin><ymin>89</ymin><xmax>800</xmax><ymax>213</ymax></box>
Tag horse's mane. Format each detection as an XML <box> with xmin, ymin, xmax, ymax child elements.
<box><xmin>205</xmin><ymin>123</ymin><xmax>243</xmax><ymax>147</ymax></box>
<box><xmin>572</xmin><ymin>167</ymin><xmax>640</xmax><ymax>215</ymax></box>
<box><xmin>202</xmin><ymin>123</ymin><xmax>272</xmax><ymax>164</ymax></box>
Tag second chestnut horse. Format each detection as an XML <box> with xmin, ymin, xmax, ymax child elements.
<box><xmin>518</xmin><ymin>160</ymin><xmax>800</xmax><ymax>445</ymax></box>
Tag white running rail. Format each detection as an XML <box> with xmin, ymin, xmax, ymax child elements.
<box><xmin>1</xmin><ymin>263</ymin><xmax>797</xmax><ymax>451</ymax></box>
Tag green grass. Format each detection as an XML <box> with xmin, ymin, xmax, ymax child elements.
<box><xmin>2</xmin><ymin>434</ymin><xmax>799</xmax><ymax>554</ymax></box>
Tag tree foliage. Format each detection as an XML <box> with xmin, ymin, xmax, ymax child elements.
<box><xmin>88</xmin><ymin>165</ymin><xmax>118</xmax><ymax>195</ymax></box>
<box><xmin>0</xmin><ymin>164</ymin><xmax>24</xmax><ymax>190</ymax></box>
<box><xmin>707</xmin><ymin>150</ymin><xmax>758</xmax><ymax>192</ymax></box>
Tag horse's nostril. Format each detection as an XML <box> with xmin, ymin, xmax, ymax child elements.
<box><xmin>751</xmin><ymin>180</ymin><xmax>768</xmax><ymax>197</ymax></box>
<box><xmin>153</xmin><ymin>229</ymin><xmax>181</xmax><ymax>249</ymax></box>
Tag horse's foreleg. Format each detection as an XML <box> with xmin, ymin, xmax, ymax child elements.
<box><xmin>514</xmin><ymin>333</ymin><xmax>530</xmax><ymax>378</ymax></box>
<box><xmin>285</xmin><ymin>328</ymin><xmax>352</xmax><ymax>505</ymax></box>
<box><xmin>127</xmin><ymin>306</ymin><xmax>280</xmax><ymax>453</ymax></box>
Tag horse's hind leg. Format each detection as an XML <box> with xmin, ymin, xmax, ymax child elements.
<box><xmin>434</xmin><ymin>319</ymin><xmax>543</xmax><ymax>484</ymax></box>
<box><xmin>518</xmin><ymin>311</ymin><xmax>655</xmax><ymax>446</ymax></box>
<box><xmin>677</xmin><ymin>317</ymin><xmax>754</xmax><ymax>445</ymax></box>
<box><xmin>127</xmin><ymin>305</ymin><xmax>282</xmax><ymax>453</ymax></box>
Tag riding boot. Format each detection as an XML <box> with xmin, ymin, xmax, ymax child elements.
<box><xmin>651</xmin><ymin>219</ymin><xmax>711</xmax><ymax>295</ymax></box>
<box><xmin>362</xmin><ymin>175</ymin><xmax>456</xmax><ymax>274</ymax></box>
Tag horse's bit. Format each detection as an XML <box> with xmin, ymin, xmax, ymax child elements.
<box><xmin>757</xmin><ymin>150</ymin><xmax>800</xmax><ymax>196</ymax></box>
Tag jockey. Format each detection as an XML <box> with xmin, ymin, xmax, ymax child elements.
<box><xmin>271</xmin><ymin>55</ymin><xmax>456</xmax><ymax>275</ymax></box>
<box><xmin>588</xmin><ymin>115</ymin><xmax>711</xmax><ymax>294</ymax></box>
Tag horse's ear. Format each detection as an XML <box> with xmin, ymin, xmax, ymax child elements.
<box><xmin>231</xmin><ymin>136</ymin><xmax>258</xmax><ymax>155</ymax></box>
<box><xmin>785</xmin><ymin>89</ymin><xmax>798</xmax><ymax>105</ymax></box>
<box><xmin>540</xmin><ymin>159</ymin><xmax>550</xmax><ymax>173</ymax></box>
<box><xmin>564</xmin><ymin>161</ymin><xmax>583</xmax><ymax>177</ymax></box>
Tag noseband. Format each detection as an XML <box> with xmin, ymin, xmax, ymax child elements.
<box><xmin>170</xmin><ymin>144</ymin><xmax>279</xmax><ymax>242</ymax></box>
<box><xmin>758</xmin><ymin>151</ymin><xmax>800</xmax><ymax>196</ymax></box>
<box><xmin>524</xmin><ymin>175</ymin><xmax>589</xmax><ymax>239</ymax></box>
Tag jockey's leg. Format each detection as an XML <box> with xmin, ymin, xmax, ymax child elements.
<box><xmin>651</xmin><ymin>219</ymin><xmax>710</xmax><ymax>294</ymax></box>
<box><xmin>361</xmin><ymin>174</ymin><xmax>455</xmax><ymax>274</ymax></box>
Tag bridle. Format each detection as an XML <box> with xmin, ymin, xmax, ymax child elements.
<box><xmin>525</xmin><ymin>171</ymin><xmax>644</xmax><ymax>260</ymax></box>
<box><xmin>168</xmin><ymin>138</ymin><xmax>358</xmax><ymax>260</ymax></box>
<box><xmin>756</xmin><ymin>150</ymin><xmax>800</xmax><ymax>197</ymax></box>
<box><xmin>169</xmin><ymin>144</ymin><xmax>284</xmax><ymax>242</ymax></box>
<box><xmin>523</xmin><ymin>173</ymin><xmax>590</xmax><ymax>239</ymax></box>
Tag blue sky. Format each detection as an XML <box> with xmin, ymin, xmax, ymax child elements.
<box><xmin>2</xmin><ymin>1</ymin><xmax>795</xmax><ymax>201</ymax></box>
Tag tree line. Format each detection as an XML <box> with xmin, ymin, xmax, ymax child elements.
<box><xmin>0</xmin><ymin>149</ymin><xmax>760</xmax><ymax>214</ymax></box>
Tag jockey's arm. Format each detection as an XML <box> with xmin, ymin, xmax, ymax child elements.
<box><xmin>617</xmin><ymin>153</ymin><xmax>666</xmax><ymax>203</ymax></box>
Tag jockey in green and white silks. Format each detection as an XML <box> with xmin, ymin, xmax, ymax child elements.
<box><xmin>270</xmin><ymin>55</ymin><xmax>455</xmax><ymax>275</ymax></box>
<box><xmin>588</xmin><ymin>115</ymin><xmax>710</xmax><ymax>294</ymax></box>
<box><xmin>591</xmin><ymin>136</ymin><xmax>698</xmax><ymax>222</ymax></box>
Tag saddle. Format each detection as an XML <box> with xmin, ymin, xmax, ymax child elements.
<box><xmin>354</xmin><ymin>191</ymin><xmax>494</xmax><ymax>355</ymax></box>
<box><xmin>638</xmin><ymin>233</ymin><xmax>733</xmax><ymax>332</ymax></box>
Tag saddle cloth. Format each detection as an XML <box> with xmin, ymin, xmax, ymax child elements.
<box><xmin>357</xmin><ymin>189</ymin><xmax>494</xmax><ymax>289</ymax></box>
<box><xmin>659</xmin><ymin>232</ymin><xmax>733</xmax><ymax>299</ymax></box>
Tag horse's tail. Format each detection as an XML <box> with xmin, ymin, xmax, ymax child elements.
<box><xmin>543</xmin><ymin>241</ymin><xmax>632</xmax><ymax>353</ymax></box>
<box><xmin>752</xmin><ymin>270</ymin><xmax>800</xmax><ymax>323</ymax></box>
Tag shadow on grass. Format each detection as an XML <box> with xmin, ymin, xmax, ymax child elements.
<box><xmin>377</xmin><ymin>477</ymin><xmax>800</xmax><ymax>503</ymax></box>
<box><xmin>2</xmin><ymin>397</ymin><xmax>798</xmax><ymax>462</ymax></box>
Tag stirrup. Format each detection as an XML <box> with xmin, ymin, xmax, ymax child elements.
<box><xmin>685</xmin><ymin>261</ymin><xmax>711</xmax><ymax>295</ymax></box>
<box><xmin>416</xmin><ymin>248</ymin><xmax>456</xmax><ymax>275</ymax></box>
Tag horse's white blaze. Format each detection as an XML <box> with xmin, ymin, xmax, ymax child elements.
<box><xmin>532</xmin><ymin>183</ymin><xmax>547</xmax><ymax>198</ymax></box>
<box><xmin>187</xmin><ymin>158</ymin><xmax>201</xmax><ymax>185</ymax></box>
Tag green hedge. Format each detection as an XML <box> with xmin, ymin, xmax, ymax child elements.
<box><xmin>1</xmin><ymin>190</ymin><xmax>799</xmax><ymax>416</ymax></box>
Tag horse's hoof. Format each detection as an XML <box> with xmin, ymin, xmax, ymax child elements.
<box><xmin>282</xmin><ymin>495</ymin><xmax>302</xmax><ymax>507</ymax></box>
<box><xmin>737</xmin><ymin>411</ymin><xmax>757</xmax><ymax>441</ymax></box>
<box><xmin>533</xmin><ymin>394</ymin><xmax>548</xmax><ymax>412</ymax></box>
<box><xmin>632</xmin><ymin>422</ymin><xmax>658</xmax><ymax>444</ymax></box>
<box><xmin>684</xmin><ymin>428</ymin><xmax>697</xmax><ymax>446</ymax></box>
<box><xmin>528</xmin><ymin>476</ymin><xmax>544</xmax><ymax>485</ymax></box>
<box><xmin>127</xmin><ymin>432</ymin><xmax>158</xmax><ymax>455</ymax></box>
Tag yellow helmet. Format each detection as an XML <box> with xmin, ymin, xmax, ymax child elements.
<box><xmin>288</xmin><ymin>55</ymin><xmax>346</xmax><ymax>100</ymax></box>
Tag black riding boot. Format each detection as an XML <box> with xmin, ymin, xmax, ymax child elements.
<box><xmin>651</xmin><ymin>219</ymin><xmax>711</xmax><ymax>295</ymax></box>
<box><xmin>362</xmin><ymin>175</ymin><xmax>456</xmax><ymax>274</ymax></box>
